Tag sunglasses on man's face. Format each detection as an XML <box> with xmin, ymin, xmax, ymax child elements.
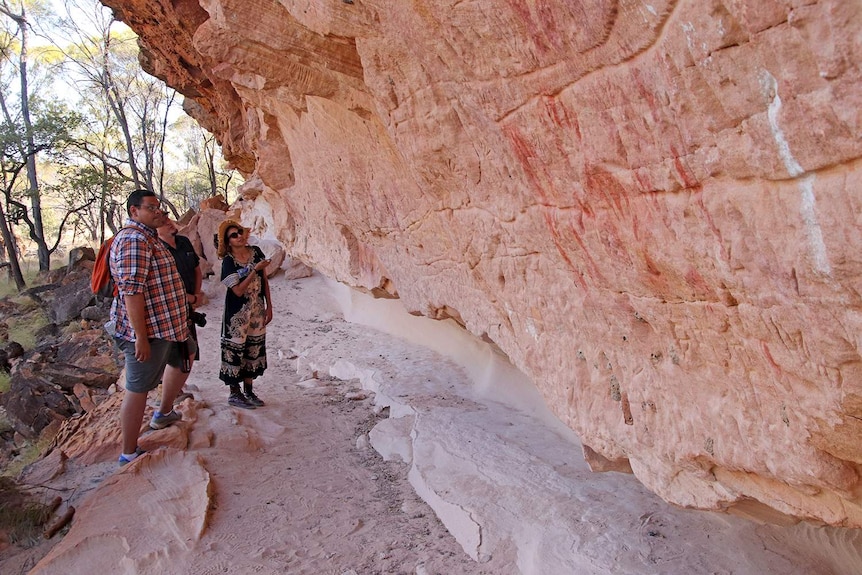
<box><xmin>228</xmin><ymin>230</ymin><xmax>244</xmax><ymax>239</ymax></box>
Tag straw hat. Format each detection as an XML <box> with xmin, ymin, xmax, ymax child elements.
<box><xmin>216</xmin><ymin>219</ymin><xmax>244</xmax><ymax>258</ymax></box>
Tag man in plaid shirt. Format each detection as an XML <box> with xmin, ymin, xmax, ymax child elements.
<box><xmin>110</xmin><ymin>189</ymin><xmax>195</xmax><ymax>466</ymax></box>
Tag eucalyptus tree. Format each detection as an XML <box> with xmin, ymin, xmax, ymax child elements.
<box><xmin>0</xmin><ymin>0</ymin><xmax>57</xmax><ymax>271</ymax></box>
<box><xmin>0</xmin><ymin>0</ymin><xmax>93</xmax><ymax>283</ymax></box>
<box><xmin>166</xmin><ymin>113</ymin><xmax>237</xmax><ymax>211</ymax></box>
<box><xmin>0</xmin><ymin>82</ymin><xmax>83</xmax><ymax>286</ymax></box>
<box><xmin>0</xmin><ymin>0</ymin><xmax>240</xmax><ymax>269</ymax></box>
<box><xmin>48</xmin><ymin>0</ymin><xmax>181</xmax><ymax>224</ymax></box>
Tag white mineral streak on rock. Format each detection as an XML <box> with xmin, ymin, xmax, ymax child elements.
<box><xmin>763</xmin><ymin>70</ymin><xmax>830</xmax><ymax>276</ymax></box>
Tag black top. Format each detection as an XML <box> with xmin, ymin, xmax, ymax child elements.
<box><xmin>161</xmin><ymin>234</ymin><xmax>200</xmax><ymax>294</ymax></box>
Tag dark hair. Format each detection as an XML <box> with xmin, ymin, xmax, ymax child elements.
<box><xmin>126</xmin><ymin>189</ymin><xmax>156</xmax><ymax>216</ymax></box>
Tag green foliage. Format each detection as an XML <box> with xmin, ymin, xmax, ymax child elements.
<box><xmin>0</xmin><ymin>276</ymin><xmax>20</xmax><ymax>299</ymax></box>
<box><xmin>0</xmin><ymin>0</ymin><xmax>243</xmax><ymax>271</ymax></box>
<box><xmin>0</xmin><ymin>99</ymin><xmax>82</xmax><ymax>168</ymax></box>
<box><xmin>0</xmin><ymin>370</ymin><xmax>9</xmax><ymax>393</ymax></box>
<box><xmin>30</xmin><ymin>99</ymin><xmax>83</xmax><ymax>157</ymax></box>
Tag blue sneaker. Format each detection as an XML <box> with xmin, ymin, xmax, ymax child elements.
<box><xmin>118</xmin><ymin>447</ymin><xmax>146</xmax><ymax>467</ymax></box>
<box><xmin>150</xmin><ymin>410</ymin><xmax>182</xmax><ymax>430</ymax></box>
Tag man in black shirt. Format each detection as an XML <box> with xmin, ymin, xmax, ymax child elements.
<box><xmin>158</xmin><ymin>219</ymin><xmax>203</xmax><ymax>405</ymax></box>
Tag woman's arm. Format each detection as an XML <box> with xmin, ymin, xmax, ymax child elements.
<box><xmin>222</xmin><ymin>252</ymin><xmax>250</xmax><ymax>296</ymax></box>
<box><xmin>231</xmin><ymin>267</ymin><xmax>257</xmax><ymax>297</ymax></box>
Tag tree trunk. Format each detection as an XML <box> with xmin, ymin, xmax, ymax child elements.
<box><xmin>0</xmin><ymin>201</ymin><xmax>26</xmax><ymax>290</ymax></box>
<box><xmin>101</xmin><ymin>32</ymin><xmax>141</xmax><ymax>190</ymax></box>
<box><xmin>9</xmin><ymin>5</ymin><xmax>49</xmax><ymax>271</ymax></box>
<box><xmin>99</xmin><ymin>152</ymin><xmax>109</xmax><ymax>243</ymax></box>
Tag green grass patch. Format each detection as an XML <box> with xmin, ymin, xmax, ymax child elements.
<box><xmin>0</xmin><ymin>253</ymin><xmax>70</xmax><ymax>298</ymax></box>
<box><xmin>7</xmin><ymin>309</ymin><xmax>50</xmax><ymax>351</ymax></box>
<box><xmin>9</xmin><ymin>294</ymin><xmax>39</xmax><ymax>313</ymax></box>
<box><xmin>0</xmin><ymin>264</ymin><xmax>44</xmax><ymax>299</ymax></box>
<box><xmin>0</xmin><ymin>411</ymin><xmax>12</xmax><ymax>434</ymax></box>
<box><xmin>0</xmin><ymin>477</ymin><xmax>54</xmax><ymax>545</ymax></box>
<box><xmin>1</xmin><ymin>436</ymin><xmax>54</xmax><ymax>480</ymax></box>
<box><xmin>61</xmin><ymin>321</ymin><xmax>82</xmax><ymax>338</ymax></box>
<box><xmin>0</xmin><ymin>371</ymin><xmax>9</xmax><ymax>393</ymax></box>
<box><xmin>0</xmin><ymin>281</ymin><xmax>18</xmax><ymax>300</ymax></box>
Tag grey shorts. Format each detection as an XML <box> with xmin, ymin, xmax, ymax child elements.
<box><xmin>115</xmin><ymin>337</ymin><xmax>198</xmax><ymax>393</ymax></box>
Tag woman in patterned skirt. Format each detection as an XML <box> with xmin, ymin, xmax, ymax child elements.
<box><xmin>217</xmin><ymin>220</ymin><xmax>272</xmax><ymax>409</ymax></box>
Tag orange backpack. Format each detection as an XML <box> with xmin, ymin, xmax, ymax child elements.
<box><xmin>91</xmin><ymin>235</ymin><xmax>117</xmax><ymax>297</ymax></box>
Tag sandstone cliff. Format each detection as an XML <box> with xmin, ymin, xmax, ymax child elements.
<box><xmin>102</xmin><ymin>0</ymin><xmax>862</xmax><ymax>526</ymax></box>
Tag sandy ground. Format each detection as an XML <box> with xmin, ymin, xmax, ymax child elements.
<box><xmin>3</xmin><ymin>272</ymin><xmax>862</xmax><ymax>574</ymax></box>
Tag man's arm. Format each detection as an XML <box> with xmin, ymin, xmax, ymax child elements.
<box><xmin>125</xmin><ymin>293</ymin><xmax>150</xmax><ymax>361</ymax></box>
<box><xmin>194</xmin><ymin>264</ymin><xmax>203</xmax><ymax>301</ymax></box>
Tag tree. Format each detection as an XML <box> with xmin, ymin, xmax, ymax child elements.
<box><xmin>0</xmin><ymin>116</ymin><xmax>26</xmax><ymax>288</ymax></box>
<box><xmin>0</xmin><ymin>0</ymin><xmax>55</xmax><ymax>271</ymax></box>
<box><xmin>49</xmin><ymin>0</ymin><xmax>187</xmax><ymax>222</ymax></box>
<box><xmin>0</xmin><ymin>1</ymin><xmax>93</xmax><ymax>285</ymax></box>
<box><xmin>0</xmin><ymin>0</ymin><xmax>241</xmax><ymax>282</ymax></box>
<box><xmin>166</xmin><ymin>114</ymin><xmax>238</xmax><ymax>210</ymax></box>
<box><xmin>0</xmin><ymin>89</ymin><xmax>86</xmax><ymax>280</ymax></box>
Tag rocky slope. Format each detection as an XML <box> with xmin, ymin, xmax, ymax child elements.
<box><xmin>101</xmin><ymin>0</ymin><xmax>862</xmax><ymax>526</ymax></box>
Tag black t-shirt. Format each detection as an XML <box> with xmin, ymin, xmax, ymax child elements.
<box><xmin>162</xmin><ymin>234</ymin><xmax>200</xmax><ymax>294</ymax></box>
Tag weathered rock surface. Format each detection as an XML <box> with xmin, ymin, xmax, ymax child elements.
<box><xmin>29</xmin><ymin>449</ymin><xmax>212</xmax><ymax>575</ymax></box>
<box><xmin>0</xmin><ymin>251</ymin><xmax>124</xmax><ymax>451</ymax></box>
<box><xmin>0</xmin><ymin>329</ymin><xmax>123</xmax><ymax>439</ymax></box>
<box><xmin>101</xmin><ymin>0</ymin><xmax>862</xmax><ymax>525</ymax></box>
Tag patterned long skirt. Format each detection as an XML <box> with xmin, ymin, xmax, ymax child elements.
<box><xmin>219</xmin><ymin>275</ymin><xmax>268</xmax><ymax>385</ymax></box>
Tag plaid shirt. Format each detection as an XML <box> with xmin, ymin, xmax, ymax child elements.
<box><xmin>109</xmin><ymin>219</ymin><xmax>189</xmax><ymax>342</ymax></box>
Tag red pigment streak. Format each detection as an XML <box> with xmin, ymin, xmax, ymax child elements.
<box><xmin>566</xmin><ymin>218</ymin><xmax>602</xmax><ymax>288</ymax></box>
<box><xmin>634</xmin><ymin>169</ymin><xmax>653</xmax><ymax>193</ymax></box>
<box><xmin>505</xmin><ymin>0</ymin><xmax>550</xmax><ymax>54</ymax></box>
<box><xmin>504</xmin><ymin>125</ymin><xmax>591</xmax><ymax>288</ymax></box>
<box><xmin>670</xmin><ymin>145</ymin><xmax>698</xmax><ymax>190</ymax></box>
<box><xmin>585</xmin><ymin>166</ymin><xmax>630</xmax><ymax>218</ymax></box>
<box><xmin>632</xmin><ymin>68</ymin><xmax>659</xmax><ymax>121</ymax></box>
<box><xmin>684</xmin><ymin>267</ymin><xmax>713</xmax><ymax>298</ymax></box>
<box><xmin>543</xmin><ymin>96</ymin><xmax>577</xmax><ymax>131</ymax></box>
<box><xmin>692</xmin><ymin>188</ymin><xmax>730</xmax><ymax>265</ymax></box>
<box><xmin>536</xmin><ymin>0</ymin><xmax>561</xmax><ymax>51</ymax></box>
<box><xmin>504</xmin><ymin>125</ymin><xmax>547</xmax><ymax>202</ymax></box>
<box><xmin>541</xmin><ymin>96</ymin><xmax>591</xmax><ymax>217</ymax></box>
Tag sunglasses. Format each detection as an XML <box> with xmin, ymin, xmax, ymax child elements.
<box><xmin>228</xmin><ymin>230</ymin><xmax>244</xmax><ymax>239</ymax></box>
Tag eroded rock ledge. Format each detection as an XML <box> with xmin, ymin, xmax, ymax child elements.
<box><xmin>101</xmin><ymin>0</ymin><xmax>862</xmax><ymax>526</ymax></box>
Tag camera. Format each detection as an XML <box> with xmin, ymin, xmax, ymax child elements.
<box><xmin>190</xmin><ymin>311</ymin><xmax>207</xmax><ymax>328</ymax></box>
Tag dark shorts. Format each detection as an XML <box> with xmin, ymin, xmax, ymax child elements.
<box><xmin>115</xmin><ymin>337</ymin><xmax>198</xmax><ymax>393</ymax></box>
<box><xmin>167</xmin><ymin>335</ymin><xmax>198</xmax><ymax>370</ymax></box>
